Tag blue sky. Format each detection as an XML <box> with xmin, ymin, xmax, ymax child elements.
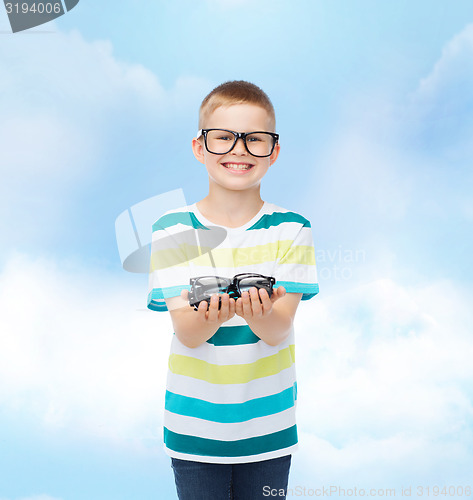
<box><xmin>1</xmin><ymin>1</ymin><xmax>473</xmax><ymax>499</ymax></box>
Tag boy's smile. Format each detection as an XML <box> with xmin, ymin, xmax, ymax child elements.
<box><xmin>221</xmin><ymin>161</ymin><xmax>255</xmax><ymax>173</ymax></box>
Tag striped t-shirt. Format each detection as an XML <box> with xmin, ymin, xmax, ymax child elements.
<box><xmin>147</xmin><ymin>201</ymin><xmax>318</xmax><ymax>463</ymax></box>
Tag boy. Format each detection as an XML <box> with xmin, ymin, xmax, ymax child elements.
<box><xmin>148</xmin><ymin>81</ymin><xmax>318</xmax><ymax>499</ymax></box>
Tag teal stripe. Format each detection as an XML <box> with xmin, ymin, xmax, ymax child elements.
<box><xmin>247</xmin><ymin>212</ymin><xmax>311</xmax><ymax>230</ymax></box>
<box><xmin>149</xmin><ymin>285</ymin><xmax>190</xmax><ymax>300</ymax></box>
<box><xmin>276</xmin><ymin>281</ymin><xmax>319</xmax><ymax>300</ymax></box>
<box><xmin>147</xmin><ymin>300</ymin><xmax>167</xmax><ymax>312</ymax></box>
<box><xmin>164</xmin><ymin>425</ymin><xmax>298</xmax><ymax>457</ymax></box>
<box><xmin>207</xmin><ymin>325</ymin><xmax>260</xmax><ymax>346</ymax></box>
<box><xmin>153</xmin><ymin>212</ymin><xmax>208</xmax><ymax>231</ymax></box>
<box><xmin>147</xmin><ymin>286</ymin><xmax>191</xmax><ymax>312</ymax></box>
<box><xmin>165</xmin><ymin>383</ymin><xmax>297</xmax><ymax>423</ymax></box>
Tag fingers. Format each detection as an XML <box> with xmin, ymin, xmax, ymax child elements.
<box><xmin>240</xmin><ymin>289</ymin><xmax>255</xmax><ymax>317</ymax></box>
<box><xmin>220</xmin><ymin>293</ymin><xmax>236</xmax><ymax>319</ymax></box>
<box><xmin>198</xmin><ymin>293</ymin><xmax>235</xmax><ymax>323</ymax></box>
<box><xmin>236</xmin><ymin>287</ymin><xmax>268</xmax><ymax>318</ymax></box>
<box><xmin>206</xmin><ymin>293</ymin><xmax>220</xmax><ymax>321</ymax></box>
<box><xmin>258</xmin><ymin>287</ymin><xmax>273</xmax><ymax>314</ymax></box>
<box><xmin>196</xmin><ymin>297</ymin><xmax>209</xmax><ymax>316</ymax></box>
<box><xmin>272</xmin><ymin>285</ymin><xmax>286</xmax><ymax>302</ymax></box>
<box><xmin>249</xmin><ymin>288</ymin><xmax>263</xmax><ymax>316</ymax></box>
<box><xmin>194</xmin><ymin>286</ymin><xmax>283</xmax><ymax>321</ymax></box>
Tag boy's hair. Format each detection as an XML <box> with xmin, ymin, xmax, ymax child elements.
<box><xmin>198</xmin><ymin>80</ymin><xmax>276</xmax><ymax>131</ymax></box>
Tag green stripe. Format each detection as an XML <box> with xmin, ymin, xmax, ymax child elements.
<box><xmin>164</xmin><ymin>425</ymin><xmax>298</xmax><ymax>457</ymax></box>
<box><xmin>150</xmin><ymin>242</ymin><xmax>216</xmax><ymax>270</ymax></box>
<box><xmin>151</xmin><ymin>241</ymin><xmax>292</xmax><ymax>268</ymax></box>
<box><xmin>150</xmin><ymin>241</ymin><xmax>290</xmax><ymax>269</ymax></box>
<box><xmin>165</xmin><ymin>383</ymin><xmax>297</xmax><ymax>423</ymax></box>
<box><xmin>207</xmin><ymin>325</ymin><xmax>260</xmax><ymax>346</ymax></box>
<box><xmin>150</xmin><ymin>240</ymin><xmax>315</xmax><ymax>269</ymax></box>
<box><xmin>248</xmin><ymin>212</ymin><xmax>311</xmax><ymax>230</ymax></box>
<box><xmin>153</xmin><ymin>212</ymin><xmax>208</xmax><ymax>231</ymax></box>
<box><xmin>169</xmin><ymin>345</ymin><xmax>295</xmax><ymax>384</ymax></box>
<box><xmin>278</xmin><ymin>244</ymin><xmax>316</xmax><ymax>265</ymax></box>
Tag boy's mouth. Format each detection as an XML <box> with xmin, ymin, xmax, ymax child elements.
<box><xmin>222</xmin><ymin>162</ymin><xmax>254</xmax><ymax>171</ymax></box>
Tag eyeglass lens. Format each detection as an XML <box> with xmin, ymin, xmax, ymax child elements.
<box><xmin>193</xmin><ymin>276</ymin><xmax>272</xmax><ymax>299</ymax></box>
<box><xmin>206</xmin><ymin>130</ymin><xmax>275</xmax><ymax>157</ymax></box>
<box><xmin>238</xmin><ymin>277</ymin><xmax>272</xmax><ymax>293</ymax></box>
<box><xmin>194</xmin><ymin>277</ymin><xmax>231</xmax><ymax>299</ymax></box>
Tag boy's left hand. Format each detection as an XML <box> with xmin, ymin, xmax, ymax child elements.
<box><xmin>235</xmin><ymin>286</ymin><xmax>286</xmax><ymax>320</ymax></box>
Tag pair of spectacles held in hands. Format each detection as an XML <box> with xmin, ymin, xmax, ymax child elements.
<box><xmin>188</xmin><ymin>273</ymin><xmax>276</xmax><ymax>311</ymax></box>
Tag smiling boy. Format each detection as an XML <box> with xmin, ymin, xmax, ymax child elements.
<box><xmin>148</xmin><ymin>81</ymin><xmax>319</xmax><ymax>499</ymax></box>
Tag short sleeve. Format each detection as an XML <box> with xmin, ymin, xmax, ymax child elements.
<box><xmin>147</xmin><ymin>213</ymin><xmax>194</xmax><ymax>312</ymax></box>
<box><xmin>275</xmin><ymin>221</ymin><xmax>319</xmax><ymax>301</ymax></box>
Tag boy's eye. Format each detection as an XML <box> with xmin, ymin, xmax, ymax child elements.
<box><xmin>247</xmin><ymin>136</ymin><xmax>262</xmax><ymax>142</ymax></box>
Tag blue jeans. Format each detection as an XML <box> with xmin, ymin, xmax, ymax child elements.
<box><xmin>171</xmin><ymin>455</ymin><xmax>291</xmax><ymax>500</ymax></box>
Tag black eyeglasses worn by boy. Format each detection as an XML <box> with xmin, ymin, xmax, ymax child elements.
<box><xmin>197</xmin><ymin>129</ymin><xmax>279</xmax><ymax>158</ymax></box>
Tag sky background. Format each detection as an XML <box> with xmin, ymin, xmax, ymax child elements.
<box><xmin>1</xmin><ymin>1</ymin><xmax>473</xmax><ymax>499</ymax></box>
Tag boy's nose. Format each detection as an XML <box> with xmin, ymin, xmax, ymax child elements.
<box><xmin>231</xmin><ymin>137</ymin><xmax>247</xmax><ymax>154</ymax></box>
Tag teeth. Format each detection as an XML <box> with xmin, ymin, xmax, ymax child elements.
<box><xmin>224</xmin><ymin>163</ymin><xmax>252</xmax><ymax>170</ymax></box>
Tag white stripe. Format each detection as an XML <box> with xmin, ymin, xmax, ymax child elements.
<box><xmin>164</xmin><ymin>406</ymin><xmax>297</xmax><ymax>441</ymax></box>
<box><xmin>277</xmin><ymin>263</ymin><xmax>318</xmax><ymax>284</ymax></box>
<box><xmin>217</xmin><ymin>314</ymin><xmax>246</xmax><ymax>327</ymax></box>
<box><xmin>149</xmin><ymin>268</ymin><xmax>189</xmax><ymax>287</ymax></box>
<box><xmin>164</xmin><ymin>444</ymin><xmax>298</xmax><ymax>464</ymax></box>
<box><xmin>169</xmin><ymin>331</ymin><xmax>294</xmax><ymax>365</ymax></box>
<box><xmin>165</xmin><ymin>366</ymin><xmax>297</xmax><ymax>404</ymax></box>
<box><xmin>153</xmin><ymin>213</ymin><xmax>309</xmax><ymax>248</ymax></box>
<box><xmin>152</xmin><ymin>263</ymin><xmax>278</xmax><ymax>287</ymax></box>
<box><xmin>150</xmin><ymin>202</ymin><xmax>315</xmax><ymax>462</ymax></box>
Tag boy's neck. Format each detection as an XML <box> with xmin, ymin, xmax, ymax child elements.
<box><xmin>197</xmin><ymin>188</ymin><xmax>264</xmax><ymax>228</ymax></box>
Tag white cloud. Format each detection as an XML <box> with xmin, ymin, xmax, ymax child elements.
<box><xmin>294</xmin><ymin>23</ymin><xmax>473</xmax><ymax>488</ymax></box>
<box><xmin>1</xmin><ymin>250</ymin><xmax>472</xmax><ymax>487</ymax></box>
<box><xmin>414</xmin><ymin>23</ymin><xmax>473</xmax><ymax>114</ymax></box>
<box><xmin>303</xmin><ymin>107</ymin><xmax>417</xmax><ymax>258</ymax></box>
<box><xmin>312</xmin><ymin>122</ymin><xmax>412</xmax><ymax>224</ymax></box>
<box><xmin>305</xmin><ymin>23</ymin><xmax>473</xmax><ymax>277</ymax></box>
<box><xmin>0</xmin><ymin>26</ymin><xmax>211</xmax><ymax>250</ymax></box>
<box><xmin>292</xmin><ymin>278</ymin><xmax>473</xmax><ymax>487</ymax></box>
<box><xmin>407</xmin><ymin>23</ymin><xmax>473</xmax><ymax>159</ymax></box>
<box><xmin>0</xmin><ymin>27</ymin><xmax>164</xmax><ymax>176</ymax></box>
<box><xmin>0</xmin><ymin>252</ymin><xmax>172</xmax><ymax>445</ymax></box>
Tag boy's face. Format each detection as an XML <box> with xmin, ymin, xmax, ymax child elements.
<box><xmin>192</xmin><ymin>103</ymin><xmax>280</xmax><ymax>194</ymax></box>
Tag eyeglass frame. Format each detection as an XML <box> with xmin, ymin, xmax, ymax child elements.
<box><xmin>196</xmin><ymin>128</ymin><xmax>280</xmax><ymax>158</ymax></box>
<box><xmin>188</xmin><ymin>273</ymin><xmax>276</xmax><ymax>311</ymax></box>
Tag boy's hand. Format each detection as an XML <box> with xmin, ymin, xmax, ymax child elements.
<box><xmin>181</xmin><ymin>289</ymin><xmax>236</xmax><ymax>324</ymax></box>
<box><xmin>235</xmin><ymin>286</ymin><xmax>286</xmax><ymax>320</ymax></box>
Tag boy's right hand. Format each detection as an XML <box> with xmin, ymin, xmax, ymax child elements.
<box><xmin>180</xmin><ymin>289</ymin><xmax>236</xmax><ymax>324</ymax></box>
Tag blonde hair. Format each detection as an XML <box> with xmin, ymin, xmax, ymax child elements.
<box><xmin>198</xmin><ymin>80</ymin><xmax>276</xmax><ymax>131</ymax></box>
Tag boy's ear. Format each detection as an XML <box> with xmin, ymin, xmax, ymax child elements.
<box><xmin>192</xmin><ymin>137</ymin><xmax>206</xmax><ymax>164</ymax></box>
<box><xmin>269</xmin><ymin>142</ymin><xmax>280</xmax><ymax>166</ymax></box>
